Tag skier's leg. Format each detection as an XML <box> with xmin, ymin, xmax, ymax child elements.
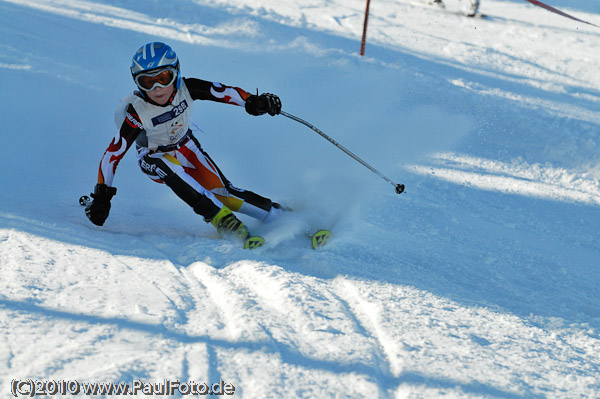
<box><xmin>138</xmin><ymin>152</ymin><xmax>253</xmax><ymax>241</ymax></box>
<box><xmin>177</xmin><ymin>135</ymin><xmax>282</xmax><ymax>222</ymax></box>
<box><xmin>468</xmin><ymin>0</ymin><xmax>480</xmax><ymax>15</ymax></box>
<box><xmin>139</xmin><ymin>151</ymin><xmax>222</xmax><ymax>220</ymax></box>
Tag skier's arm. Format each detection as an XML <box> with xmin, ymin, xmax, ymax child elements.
<box><xmin>184</xmin><ymin>77</ymin><xmax>250</xmax><ymax>106</ymax></box>
<box><xmin>97</xmin><ymin>104</ymin><xmax>142</xmax><ymax>186</ymax></box>
<box><xmin>183</xmin><ymin>77</ymin><xmax>281</xmax><ymax>115</ymax></box>
<box><xmin>86</xmin><ymin>105</ymin><xmax>142</xmax><ymax>226</ymax></box>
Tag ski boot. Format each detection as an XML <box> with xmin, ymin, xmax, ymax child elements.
<box><xmin>210</xmin><ymin>207</ymin><xmax>264</xmax><ymax>249</ymax></box>
<box><xmin>429</xmin><ymin>0</ymin><xmax>445</xmax><ymax>9</ymax></box>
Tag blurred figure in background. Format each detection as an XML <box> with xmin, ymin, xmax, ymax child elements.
<box><xmin>430</xmin><ymin>0</ymin><xmax>480</xmax><ymax>17</ymax></box>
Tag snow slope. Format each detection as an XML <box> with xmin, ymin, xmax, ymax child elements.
<box><xmin>1</xmin><ymin>0</ymin><xmax>599</xmax><ymax>398</ymax></box>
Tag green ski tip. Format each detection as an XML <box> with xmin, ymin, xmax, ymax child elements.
<box><xmin>311</xmin><ymin>230</ymin><xmax>332</xmax><ymax>250</ymax></box>
<box><xmin>244</xmin><ymin>236</ymin><xmax>265</xmax><ymax>250</ymax></box>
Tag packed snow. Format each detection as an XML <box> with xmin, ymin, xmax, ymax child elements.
<box><xmin>1</xmin><ymin>0</ymin><xmax>599</xmax><ymax>398</ymax></box>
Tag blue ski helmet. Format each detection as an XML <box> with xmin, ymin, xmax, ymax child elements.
<box><xmin>130</xmin><ymin>42</ymin><xmax>181</xmax><ymax>90</ymax></box>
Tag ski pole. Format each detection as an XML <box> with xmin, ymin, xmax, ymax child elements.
<box><xmin>280</xmin><ymin>111</ymin><xmax>405</xmax><ymax>195</ymax></box>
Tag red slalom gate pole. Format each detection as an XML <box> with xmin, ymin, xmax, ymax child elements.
<box><xmin>360</xmin><ymin>0</ymin><xmax>371</xmax><ymax>56</ymax></box>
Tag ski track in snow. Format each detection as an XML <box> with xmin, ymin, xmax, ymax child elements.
<box><xmin>1</xmin><ymin>0</ymin><xmax>600</xmax><ymax>397</ymax></box>
<box><xmin>3</xmin><ymin>230</ymin><xmax>599</xmax><ymax>397</ymax></box>
<box><xmin>410</xmin><ymin>152</ymin><xmax>600</xmax><ymax>206</ymax></box>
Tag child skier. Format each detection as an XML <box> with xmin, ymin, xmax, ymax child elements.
<box><xmin>84</xmin><ymin>42</ymin><xmax>283</xmax><ymax>248</ymax></box>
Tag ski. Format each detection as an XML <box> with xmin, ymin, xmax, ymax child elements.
<box><xmin>244</xmin><ymin>236</ymin><xmax>266</xmax><ymax>250</ymax></box>
<box><xmin>246</xmin><ymin>230</ymin><xmax>331</xmax><ymax>250</ymax></box>
<box><xmin>465</xmin><ymin>12</ymin><xmax>487</xmax><ymax>18</ymax></box>
<box><xmin>311</xmin><ymin>229</ymin><xmax>332</xmax><ymax>250</ymax></box>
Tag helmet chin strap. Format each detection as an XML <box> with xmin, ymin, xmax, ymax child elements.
<box><xmin>167</xmin><ymin>87</ymin><xmax>177</xmax><ymax>104</ymax></box>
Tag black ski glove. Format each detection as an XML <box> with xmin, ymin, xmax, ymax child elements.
<box><xmin>85</xmin><ymin>183</ymin><xmax>117</xmax><ymax>226</ymax></box>
<box><xmin>245</xmin><ymin>93</ymin><xmax>282</xmax><ymax>116</ymax></box>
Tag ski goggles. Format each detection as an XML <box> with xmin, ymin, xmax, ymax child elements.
<box><xmin>134</xmin><ymin>67</ymin><xmax>177</xmax><ymax>91</ymax></box>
